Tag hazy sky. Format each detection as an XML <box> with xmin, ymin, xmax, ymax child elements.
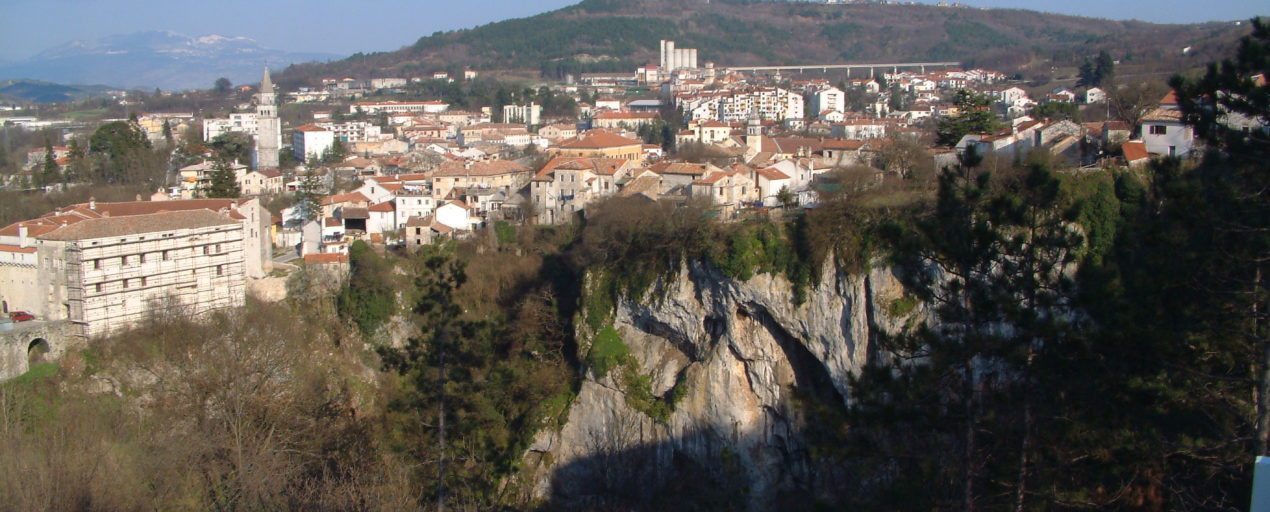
<box><xmin>0</xmin><ymin>0</ymin><xmax>1265</xmax><ymax>61</ymax></box>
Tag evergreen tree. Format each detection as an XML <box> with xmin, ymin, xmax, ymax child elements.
<box><xmin>162</xmin><ymin>120</ymin><xmax>174</xmax><ymax>146</ymax></box>
<box><xmin>849</xmin><ymin>150</ymin><xmax>1084</xmax><ymax>510</ymax></box>
<box><xmin>205</xmin><ymin>158</ymin><xmax>240</xmax><ymax>198</ymax></box>
<box><xmin>378</xmin><ymin>244</ymin><xmax>480</xmax><ymax>509</ymax></box>
<box><xmin>936</xmin><ymin>91</ymin><xmax>1004</xmax><ymax>146</ymax></box>
<box><xmin>296</xmin><ymin>169</ymin><xmax>324</xmax><ymax>221</ymax></box>
<box><xmin>1170</xmin><ymin>17</ymin><xmax>1269</xmax><ymax>455</ymax></box>
<box><xmin>38</xmin><ymin>140</ymin><xmax>58</xmax><ymax>189</ymax></box>
<box><xmin>1078</xmin><ymin>50</ymin><xmax>1116</xmax><ymax>87</ymax></box>
<box><xmin>66</xmin><ymin>138</ymin><xmax>87</xmax><ymax>184</ymax></box>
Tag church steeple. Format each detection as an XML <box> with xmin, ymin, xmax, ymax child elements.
<box><xmin>260</xmin><ymin>67</ymin><xmax>274</xmax><ymax>95</ymax></box>
<box><xmin>253</xmin><ymin>66</ymin><xmax>280</xmax><ymax>169</ymax></box>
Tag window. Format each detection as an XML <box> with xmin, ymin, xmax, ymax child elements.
<box><xmin>216</xmin><ymin>265</ymin><xmax>224</xmax><ymax>276</ymax></box>
<box><xmin>93</xmin><ymin>259</ymin><xmax>101</xmax><ymax>270</ymax></box>
<box><xmin>216</xmin><ymin>244</ymin><xmax>221</xmax><ymax>253</ymax></box>
<box><xmin>1150</xmin><ymin>125</ymin><xmax>1167</xmax><ymax>135</ymax></box>
<box><xmin>121</xmin><ymin>255</ymin><xmax>129</xmax><ymax>266</ymax></box>
<box><xmin>140</xmin><ymin>253</ymin><xmax>146</xmax><ymax>264</ymax></box>
<box><xmin>203</xmin><ymin>246</ymin><xmax>210</xmax><ymax>255</ymax></box>
<box><xmin>123</xmin><ymin>279</ymin><xmax>130</xmax><ymax>289</ymax></box>
<box><xmin>163</xmin><ymin>250</ymin><xmax>171</xmax><ymax>261</ymax></box>
<box><xmin>141</xmin><ymin>277</ymin><xmax>147</xmax><ymax>287</ymax></box>
<box><xmin>95</xmin><ymin>284</ymin><xmax>102</xmax><ymax>293</ymax></box>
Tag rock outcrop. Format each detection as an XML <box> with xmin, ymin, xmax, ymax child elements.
<box><xmin>521</xmin><ymin>261</ymin><xmax>916</xmax><ymax>509</ymax></box>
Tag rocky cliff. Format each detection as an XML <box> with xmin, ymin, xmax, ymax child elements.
<box><xmin>520</xmin><ymin>260</ymin><xmax>917</xmax><ymax>509</ymax></box>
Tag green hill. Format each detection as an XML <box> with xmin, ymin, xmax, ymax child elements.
<box><xmin>277</xmin><ymin>0</ymin><xmax>1251</xmax><ymax>83</ymax></box>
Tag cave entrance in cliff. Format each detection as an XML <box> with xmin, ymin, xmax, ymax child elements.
<box><xmin>27</xmin><ymin>338</ymin><xmax>50</xmax><ymax>364</ymax></box>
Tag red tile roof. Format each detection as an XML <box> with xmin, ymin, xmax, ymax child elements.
<box><xmin>304</xmin><ymin>253</ymin><xmax>349</xmax><ymax>265</ymax></box>
<box><xmin>558</xmin><ymin>130</ymin><xmax>643</xmax><ymax>150</ymax></box>
<box><xmin>0</xmin><ymin>244</ymin><xmax>37</xmax><ymax>254</ymax></box>
<box><xmin>755</xmin><ymin>167</ymin><xmax>791</xmax><ymax>180</ymax></box>
<box><xmin>433</xmin><ymin>159</ymin><xmax>528</xmax><ymax>178</ymax></box>
<box><xmin>1123</xmin><ymin>141</ymin><xmax>1149</xmax><ymax>162</ymax></box>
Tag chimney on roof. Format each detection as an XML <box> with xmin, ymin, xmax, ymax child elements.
<box><xmin>135</xmin><ymin>194</ymin><xmax>142</xmax><ymax>201</ymax></box>
<box><xmin>88</xmin><ymin>197</ymin><xmax>96</xmax><ymax>211</ymax></box>
<box><xmin>18</xmin><ymin>225</ymin><xmax>28</xmax><ymax>248</ymax></box>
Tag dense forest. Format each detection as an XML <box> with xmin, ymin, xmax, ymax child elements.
<box><xmin>1</xmin><ymin>20</ymin><xmax>1267</xmax><ymax>512</ymax></box>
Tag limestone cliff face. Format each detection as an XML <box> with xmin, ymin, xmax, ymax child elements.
<box><xmin>521</xmin><ymin>261</ymin><xmax>916</xmax><ymax>509</ymax></box>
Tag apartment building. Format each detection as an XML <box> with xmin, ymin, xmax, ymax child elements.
<box><xmin>0</xmin><ymin>205</ymin><xmax>255</xmax><ymax>338</ymax></box>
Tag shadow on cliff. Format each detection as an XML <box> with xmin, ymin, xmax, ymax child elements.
<box><xmin>535</xmin><ymin>420</ymin><xmax>858</xmax><ymax>512</ymax></box>
<box><xmin>536</xmin><ymin>303</ymin><xmax>857</xmax><ymax>512</ymax></box>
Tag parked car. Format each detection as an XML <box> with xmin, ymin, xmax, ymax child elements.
<box><xmin>8</xmin><ymin>311</ymin><xmax>35</xmax><ymax>322</ymax></box>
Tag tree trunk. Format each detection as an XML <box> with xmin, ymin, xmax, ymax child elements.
<box><xmin>964</xmin><ymin>359</ymin><xmax>977</xmax><ymax>512</ymax></box>
<box><xmin>437</xmin><ymin>340</ymin><xmax>448</xmax><ymax>512</ymax></box>
<box><xmin>1015</xmin><ymin>388</ymin><xmax>1034</xmax><ymax>512</ymax></box>
<box><xmin>1256</xmin><ymin>266</ymin><xmax>1268</xmax><ymax>455</ymax></box>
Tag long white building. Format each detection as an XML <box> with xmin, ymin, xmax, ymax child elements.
<box><xmin>0</xmin><ymin>199</ymin><xmax>272</xmax><ymax>338</ymax></box>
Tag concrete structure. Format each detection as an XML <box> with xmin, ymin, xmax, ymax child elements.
<box><xmin>724</xmin><ymin>61</ymin><xmax>959</xmax><ymax>75</ymax></box>
<box><xmin>660</xmin><ymin>40</ymin><xmax>699</xmax><ymax>71</ymax></box>
<box><xmin>810</xmin><ymin>87</ymin><xmax>845</xmax><ymax>117</ymax></box>
<box><xmin>253</xmin><ymin>68</ymin><xmax>281</xmax><ymax>170</ymax></box>
<box><xmin>502</xmin><ymin>103</ymin><xmax>542</xmax><ymax>126</ymax></box>
<box><xmin>0</xmin><ymin>320</ymin><xmax>81</xmax><ymax>381</ymax></box>
<box><xmin>351</xmin><ymin>101</ymin><xmax>449</xmax><ymax>115</ymax></box>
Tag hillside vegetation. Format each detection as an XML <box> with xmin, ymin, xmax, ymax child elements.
<box><xmin>278</xmin><ymin>0</ymin><xmax>1250</xmax><ymax>83</ymax></box>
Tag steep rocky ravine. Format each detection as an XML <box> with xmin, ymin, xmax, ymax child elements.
<box><xmin>519</xmin><ymin>261</ymin><xmax>916</xmax><ymax>509</ymax></box>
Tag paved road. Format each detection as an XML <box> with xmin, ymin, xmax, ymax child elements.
<box><xmin>273</xmin><ymin>251</ymin><xmax>300</xmax><ymax>265</ymax></box>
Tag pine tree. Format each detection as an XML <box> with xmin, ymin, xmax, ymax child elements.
<box><xmin>936</xmin><ymin>91</ymin><xmax>1004</xmax><ymax>146</ymax></box>
<box><xmin>39</xmin><ymin>140</ymin><xmax>58</xmax><ymax>189</ymax></box>
<box><xmin>296</xmin><ymin>169</ymin><xmax>324</xmax><ymax>221</ymax></box>
<box><xmin>162</xmin><ymin>120</ymin><xmax>174</xmax><ymax>146</ymax></box>
<box><xmin>205</xmin><ymin>158</ymin><xmax>240</xmax><ymax>198</ymax></box>
<box><xmin>1171</xmin><ymin>18</ymin><xmax>1270</xmax><ymax>455</ymax></box>
<box><xmin>378</xmin><ymin>244</ymin><xmax>481</xmax><ymax>510</ymax></box>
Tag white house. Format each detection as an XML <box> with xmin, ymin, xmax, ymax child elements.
<box><xmin>752</xmin><ymin>165</ymin><xmax>793</xmax><ymax>207</ymax></box>
<box><xmin>293</xmin><ymin>124</ymin><xmax>335</xmax><ymax>163</ymax></box>
<box><xmin>434</xmin><ymin>201</ymin><xmax>473</xmax><ymax>231</ymax></box>
<box><xmin>367</xmin><ymin>201</ymin><xmax>396</xmax><ymax>235</ymax></box>
<box><xmin>1141</xmin><ymin>108</ymin><xmax>1193</xmax><ymax>158</ymax></box>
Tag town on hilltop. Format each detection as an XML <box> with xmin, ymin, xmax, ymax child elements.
<box><xmin>0</xmin><ymin>36</ymin><xmax>1259</xmax><ymax>337</ymax></box>
<box><xmin>0</xmin><ymin>0</ymin><xmax>1268</xmax><ymax>507</ymax></box>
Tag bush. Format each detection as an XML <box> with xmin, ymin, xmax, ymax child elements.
<box><xmin>588</xmin><ymin>325</ymin><xmax>628</xmax><ymax>379</ymax></box>
<box><xmin>494</xmin><ymin>220</ymin><xmax>517</xmax><ymax>246</ymax></box>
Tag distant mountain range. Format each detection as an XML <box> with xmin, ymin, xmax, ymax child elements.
<box><xmin>0</xmin><ymin>31</ymin><xmax>338</xmax><ymax>91</ymax></box>
<box><xmin>279</xmin><ymin>0</ymin><xmax>1251</xmax><ymax>83</ymax></box>
<box><xmin>0</xmin><ymin>79</ymin><xmax>118</xmax><ymax>104</ymax></box>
